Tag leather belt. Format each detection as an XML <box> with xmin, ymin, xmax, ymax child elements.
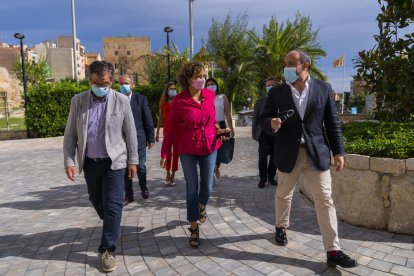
<box><xmin>86</xmin><ymin>157</ymin><xmax>110</xmax><ymax>162</ymax></box>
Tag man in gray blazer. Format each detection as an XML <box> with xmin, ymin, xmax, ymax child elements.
<box><xmin>63</xmin><ymin>61</ymin><xmax>138</xmax><ymax>273</ymax></box>
<box><xmin>252</xmin><ymin>77</ymin><xmax>278</xmax><ymax>188</ymax></box>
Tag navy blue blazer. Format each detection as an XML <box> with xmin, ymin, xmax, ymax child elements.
<box><xmin>130</xmin><ymin>93</ymin><xmax>155</xmax><ymax>150</ymax></box>
<box><xmin>260</xmin><ymin>78</ymin><xmax>345</xmax><ymax>173</ymax></box>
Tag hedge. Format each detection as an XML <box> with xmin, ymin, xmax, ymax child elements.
<box><xmin>26</xmin><ymin>81</ymin><xmax>164</xmax><ymax>138</ymax></box>
<box><xmin>341</xmin><ymin>121</ymin><xmax>414</xmax><ymax>159</ymax></box>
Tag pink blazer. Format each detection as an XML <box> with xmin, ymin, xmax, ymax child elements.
<box><xmin>161</xmin><ymin>89</ymin><xmax>222</xmax><ymax>158</ymax></box>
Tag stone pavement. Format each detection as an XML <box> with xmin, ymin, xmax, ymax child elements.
<box><xmin>0</xmin><ymin>127</ymin><xmax>413</xmax><ymax>276</ymax></box>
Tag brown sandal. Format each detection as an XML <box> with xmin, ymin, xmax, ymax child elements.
<box><xmin>188</xmin><ymin>226</ymin><xmax>199</xmax><ymax>248</ymax></box>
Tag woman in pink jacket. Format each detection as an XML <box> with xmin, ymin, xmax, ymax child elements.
<box><xmin>160</xmin><ymin>61</ymin><xmax>230</xmax><ymax>248</ymax></box>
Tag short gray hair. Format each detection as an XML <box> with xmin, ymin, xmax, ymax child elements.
<box><xmin>119</xmin><ymin>74</ymin><xmax>134</xmax><ymax>85</ymax></box>
<box><xmin>296</xmin><ymin>50</ymin><xmax>312</xmax><ymax>68</ymax></box>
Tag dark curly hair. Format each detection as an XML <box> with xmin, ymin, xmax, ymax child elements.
<box><xmin>177</xmin><ymin>61</ymin><xmax>204</xmax><ymax>89</ymax></box>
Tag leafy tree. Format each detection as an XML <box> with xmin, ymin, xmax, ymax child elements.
<box><xmin>144</xmin><ymin>42</ymin><xmax>188</xmax><ymax>87</ymax></box>
<box><xmin>247</xmin><ymin>13</ymin><xmax>326</xmax><ymax>84</ymax></box>
<box><xmin>354</xmin><ymin>0</ymin><xmax>414</xmax><ymax>122</ymax></box>
<box><xmin>14</xmin><ymin>60</ymin><xmax>50</xmax><ymax>86</ymax></box>
<box><xmin>205</xmin><ymin>12</ymin><xmax>256</xmax><ymax>107</ymax></box>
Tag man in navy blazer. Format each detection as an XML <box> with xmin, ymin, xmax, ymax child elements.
<box><xmin>260</xmin><ymin>50</ymin><xmax>357</xmax><ymax>268</ymax></box>
<box><xmin>119</xmin><ymin>74</ymin><xmax>155</xmax><ymax>203</ymax></box>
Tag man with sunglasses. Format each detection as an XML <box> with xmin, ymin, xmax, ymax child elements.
<box><xmin>252</xmin><ymin>77</ymin><xmax>278</xmax><ymax>188</ymax></box>
<box><xmin>260</xmin><ymin>50</ymin><xmax>357</xmax><ymax>269</ymax></box>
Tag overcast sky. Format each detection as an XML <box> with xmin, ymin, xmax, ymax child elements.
<box><xmin>1</xmin><ymin>0</ymin><xmax>381</xmax><ymax>92</ymax></box>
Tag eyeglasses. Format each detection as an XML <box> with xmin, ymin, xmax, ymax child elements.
<box><xmin>277</xmin><ymin>109</ymin><xmax>294</xmax><ymax>122</ymax></box>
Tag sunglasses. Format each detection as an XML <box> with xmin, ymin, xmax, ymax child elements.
<box><xmin>277</xmin><ymin>109</ymin><xmax>294</xmax><ymax>122</ymax></box>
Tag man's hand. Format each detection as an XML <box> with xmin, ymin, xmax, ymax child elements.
<box><xmin>128</xmin><ymin>164</ymin><xmax>137</xmax><ymax>179</ymax></box>
<box><xmin>334</xmin><ymin>155</ymin><xmax>345</xmax><ymax>172</ymax></box>
<box><xmin>271</xmin><ymin>118</ymin><xmax>282</xmax><ymax>130</ymax></box>
<box><xmin>160</xmin><ymin>158</ymin><xmax>166</xmax><ymax>168</ymax></box>
<box><xmin>65</xmin><ymin>166</ymin><xmax>76</xmax><ymax>182</ymax></box>
<box><xmin>148</xmin><ymin>143</ymin><xmax>155</xmax><ymax>150</ymax></box>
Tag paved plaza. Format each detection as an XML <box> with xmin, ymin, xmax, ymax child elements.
<box><xmin>0</xmin><ymin>127</ymin><xmax>413</xmax><ymax>275</ymax></box>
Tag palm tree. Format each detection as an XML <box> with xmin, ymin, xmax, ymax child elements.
<box><xmin>247</xmin><ymin>13</ymin><xmax>326</xmax><ymax>84</ymax></box>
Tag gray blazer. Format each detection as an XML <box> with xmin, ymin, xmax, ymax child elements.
<box><xmin>63</xmin><ymin>89</ymin><xmax>138</xmax><ymax>172</ymax></box>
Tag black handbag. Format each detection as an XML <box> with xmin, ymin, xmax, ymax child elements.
<box><xmin>216</xmin><ymin>137</ymin><xmax>235</xmax><ymax>164</ymax></box>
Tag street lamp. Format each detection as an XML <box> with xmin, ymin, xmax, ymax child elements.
<box><xmin>188</xmin><ymin>0</ymin><xmax>195</xmax><ymax>59</ymax></box>
<box><xmin>164</xmin><ymin>26</ymin><xmax>173</xmax><ymax>82</ymax></box>
<box><xmin>14</xmin><ymin>32</ymin><xmax>29</xmax><ymax>137</ymax></box>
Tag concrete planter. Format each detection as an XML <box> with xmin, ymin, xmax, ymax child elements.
<box><xmin>299</xmin><ymin>154</ymin><xmax>414</xmax><ymax>235</ymax></box>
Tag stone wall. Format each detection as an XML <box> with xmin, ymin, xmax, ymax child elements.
<box><xmin>0</xmin><ymin>130</ymin><xmax>27</xmax><ymax>140</ymax></box>
<box><xmin>0</xmin><ymin>67</ymin><xmax>22</xmax><ymax>110</ymax></box>
<box><xmin>299</xmin><ymin>154</ymin><xmax>414</xmax><ymax>235</ymax></box>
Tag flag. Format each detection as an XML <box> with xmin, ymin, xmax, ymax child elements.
<box><xmin>333</xmin><ymin>55</ymin><xmax>344</xmax><ymax>68</ymax></box>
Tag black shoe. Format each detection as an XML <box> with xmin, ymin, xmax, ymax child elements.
<box><xmin>327</xmin><ymin>250</ymin><xmax>358</xmax><ymax>268</ymax></box>
<box><xmin>142</xmin><ymin>190</ymin><xmax>149</xmax><ymax>199</ymax></box>
<box><xmin>258</xmin><ymin>180</ymin><xmax>266</xmax><ymax>188</ymax></box>
<box><xmin>275</xmin><ymin>227</ymin><xmax>288</xmax><ymax>246</ymax></box>
<box><xmin>268</xmin><ymin>179</ymin><xmax>278</xmax><ymax>186</ymax></box>
<box><xmin>123</xmin><ymin>198</ymin><xmax>133</xmax><ymax>206</ymax></box>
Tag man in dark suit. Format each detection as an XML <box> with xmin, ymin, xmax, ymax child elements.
<box><xmin>252</xmin><ymin>77</ymin><xmax>278</xmax><ymax>188</ymax></box>
<box><xmin>260</xmin><ymin>50</ymin><xmax>357</xmax><ymax>268</ymax></box>
<box><xmin>119</xmin><ymin>74</ymin><xmax>155</xmax><ymax>204</ymax></box>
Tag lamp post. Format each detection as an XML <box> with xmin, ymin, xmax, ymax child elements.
<box><xmin>164</xmin><ymin>26</ymin><xmax>173</xmax><ymax>82</ymax></box>
<box><xmin>188</xmin><ymin>0</ymin><xmax>194</xmax><ymax>59</ymax></box>
<box><xmin>14</xmin><ymin>32</ymin><xmax>29</xmax><ymax>137</ymax></box>
<box><xmin>71</xmin><ymin>0</ymin><xmax>78</xmax><ymax>81</ymax></box>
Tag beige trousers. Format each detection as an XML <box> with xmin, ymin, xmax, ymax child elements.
<box><xmin>275</xmin><ymin>148</ymin><xmax>341</xmax><ymax>251</ymax></box>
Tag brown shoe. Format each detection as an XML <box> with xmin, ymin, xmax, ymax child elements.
<box><xmin>101</xmin><ymin>250</ymin><xmax>117</xmax><ymax>272</ymax></box>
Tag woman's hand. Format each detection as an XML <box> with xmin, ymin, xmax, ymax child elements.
<box><xmin>216</xmin><ymin>128</ymin><xmax>232</xmax><ymax>141</ymax></box>
<box><xmin>160</xmin><ymin>158</ymin><xmax>166</xmax><ymax>168</ymax></box>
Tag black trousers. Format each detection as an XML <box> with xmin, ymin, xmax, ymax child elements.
<box><xmin>258</xmin><ymin>132</ymin><xmax>276</xmax><ymax>181</ymax></box>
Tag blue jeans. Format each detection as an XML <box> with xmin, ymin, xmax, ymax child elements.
<box><xmin>124</xmin><ymin>147</ymin><xmax>147</xmax><ymax>200</ymax></box>
<box><xmin>83</xmin><ymin>157</ymin><xmax>125</xmax><ymax>253</ymax></box>
<box><xmin>180</xmin><ymin>151</ymin><xmax>217</xmax><ymax>222</ymax></box>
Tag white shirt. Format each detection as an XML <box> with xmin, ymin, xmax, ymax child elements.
<box><xmin>214</xmin><ymin>94</ymin><xmax>225</xmax><ymax>122</ymax></box>
<box><xmin>286</xmin><ymin>76</ymin><xmax>311</xmax><ymax>143</ymax></box>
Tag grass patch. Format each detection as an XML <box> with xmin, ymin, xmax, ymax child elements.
<box><xmin>0</xmin><ymin>117</ymin><xmax>26</xmax><ymax>130</ymax></box>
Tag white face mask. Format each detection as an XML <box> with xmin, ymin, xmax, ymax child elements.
<box><xmin>207</xmin><ymin>84</ymin><xmax>217</xmax><ymax>92</ymax></box>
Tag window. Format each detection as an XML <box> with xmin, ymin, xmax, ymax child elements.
<box><xmin>127</xmin><ymin>51</ymin><xmax>130</xmax><ymax>55</ymax></box>
<box><xmin>115</xmin><ymin>51</ymin><xmax>118</xmax><ymax>55</ymax></box>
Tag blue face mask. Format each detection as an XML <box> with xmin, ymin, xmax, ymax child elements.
<box><xmin>92</xmin><ymin>85</ymin><xmax>110</xmax><ymax>97</ymax></box>
<box><xmin>168</xmin><ymin>90</ymin><xmax>177</xmax><ymax>97</ymax></box>
<box><xmin>120</xmin><ymin>84</ymin><xmax>131</xmax><ymax>94</ymax></box>
<box><xmin>284</xmin><ymin>67</ymin><xmax>299</xmax><ymax>84</ymax></box>
<box><xmin>266</xmin><ymin>86</ymin><xmax>273</xmax><ymax>93</ymax></box>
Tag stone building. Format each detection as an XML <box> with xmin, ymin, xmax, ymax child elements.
<box><xmin>35</xmin><ymin>36</ymin><xmax>86</xmax><ymax>81</ymax></box>
<box><xmin>84</xmin><ymin>53</ymin><xmax>102</xmax><ymax>78</ymax></box>
<box><xmin>103</xmin><ymin>36</ymin><xmax>151</xmax><ymax>83</ymax></box>
<box><xmin>0</xmin><ymin>45</ymin><xmax>20</xmax><ymax>72</ymax></box>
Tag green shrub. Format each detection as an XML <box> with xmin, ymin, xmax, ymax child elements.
<box><xmin>341</xmin><ymin>121</ymin><xmax>414</xmax><ymax>159</ymax></box>
<box><xmin>134</xmin><ymin>84</ymin><xmax>164</xmax><ymax>124</ymax></box>
<box><xmin>26</xmin><ymin>81</ymin><xmax>164</xmax><ymax>138</ymax></box>
<box><xmin>26</xmin><ymin>81</ymin><xmax>89</xmax><ymax>137</ymax></box>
